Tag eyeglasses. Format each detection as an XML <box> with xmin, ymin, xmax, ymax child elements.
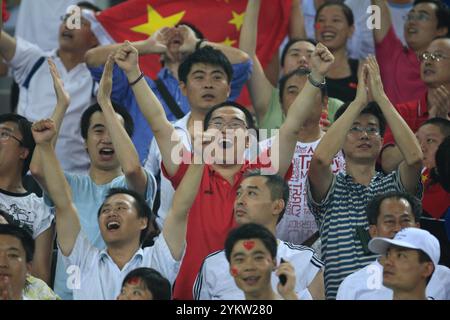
<box><xmin>348</xmin><ymin>126</ymin><xmax>380</xmax><ymax>136</ymax></box>
<box><xmin>208</xmin><ymin>120</ymin><xmax>248</xmax><ymax>130</ymax></box>
<box><xmin>405</xmin><ymin>12</ymin><xmax>430</xmax><ymax>22</ymax></box>
<box><xmin>419</xmin><ymin>52</ymin><xmax>450</xmax><ymax>62</ymax></box>
<box><xmin>0</xmin><ymin>129</ymin><xmax>23</xmax><ymax>145</ymax></box>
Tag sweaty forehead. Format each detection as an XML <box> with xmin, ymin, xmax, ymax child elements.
<box><xmin>211</xmin><ymin>106</ymin><xmax>246</xmax><ymax>120</ymax></box>
<box><xmin>428</xmin><ymin>38</ymin><xmax>450</xmax><ymax>53</ymax></box>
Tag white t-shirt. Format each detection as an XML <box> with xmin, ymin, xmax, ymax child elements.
<box><xmin>336</xmin><ymin>259</ymin><xmax>450</xmax><ymax>300</ymax></box>
<box><xmin>9</xmin><ymin>38</ymin><xmax>95</xmax><ymax>174</ymax></box>
<box><xmin>62</xmin><ymin>231</ymin><xmax>181</xmax><ymax>300</ymax></box>
<box><xmin>260</xmin><ymin>137</ymin><xmax>346</xmax><ymax>245</ymax></box>
<box><xmin>193</xmin><ymin>240</ymin><xmax>324</xmax><ymax>300</ymax></box>
<box><xmin>0</xmin><ymin>189</ymin><xmax>54</xmax><ymax>239</ymax></box>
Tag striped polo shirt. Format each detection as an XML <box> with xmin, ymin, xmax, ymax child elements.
<box><xmin>306</xmin><ymin>170</ymin><xmax>422</xmax><ymax>299</ymax></box>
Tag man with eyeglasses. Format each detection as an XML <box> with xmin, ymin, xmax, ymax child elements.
<box><xmin>0</xmin><ymin>114</ymin><xmax>54</xmax><ymax>287</ymax></box>
<box><xmin>381</xmin><ymin>36</ymin><xmax>450</xmax><ymax>173</ymax></box>
<box><xmin>306</xmin><ymin>56</ymin><xmax>423</xmax><ymax>299</ymax></box>
<box><xmin>0</xmin><ymin>2</ymin><xmax>100</xmax><ymax>174</ymax></box>
<box><xmin>371</xmin><ymin>0</ymin><xmax>450</xmax><ymax>104</ymax></box>
<box><xmin>114</xmin><ymin>40</ymin><xmax>336</xmax><ymax>299</ymax></box>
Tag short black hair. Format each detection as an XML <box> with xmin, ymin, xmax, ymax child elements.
<box><xmin>419</xmin><ymin>117</ymin><xmax>450</xmax><ymax>138</ymax></box>
<box><xmin>0</xmin><ymin>113</ymin><xmax>35</xmax><ymax>176</ymax></box>
<box><xmin>280</xmin><ymin>38</ymin><xmax>317</xmax><ymax>68</ymax></box>
<box><xmin>80</xmin><ymin>102</ymin><xmax>134</xmax><ymax>140</ymax></box>
<box><xmin>77</xmin><ymin>1</ymin><xmax>101</xmax><ymax>12</ymax></box>
<box><xmin>334</xmin><ymin>101</ymin><xmax>387</xmax><ymax>137</ymax></box>
<box><xmin>224</xmin><ymin>223</ymin><xmax>277</xmax><ymax>263</ymax></box>
<box><xmin>122</xmin><ymin>267</ymin><xmax>171</xmax><ymax>300</ymax></box>
<box><xmin>242</xmin><ymin>170</ymin><xmax>290</xmax><ymax>224</ymax></box>
<box><xmin>176</xmin><ymin>22</ymin><xmax>204</xmax><ymax>40</ymax></box>
<box><xmin>413</xmin><ymin>0</ymin><xmax>450</xmax><ymax>35</ymax></box>
<box><xmin>417</xmin><ymin>249</ymin><xmax>435</xmax><ymax>284</ymax></box>
<box><xmin>366</xmin><ymin>191</ymin><xmax>422</xmax><ymax>225</ymax></box>
<box><xmin>178</xmin><ymin>45</ymin><xmax>233</xmax><ymax>84</ymax></box>
<box><xmin>0</xmin><ymin>224</ymin><xmax>35</xmax><ymax>263</ymax></box>
<box><xmin>98</xmin><ymin>188</ymin><xmax>160</xmax><ymax>245</ymax></box>
<box><xmin>278</xmin><ymin>67</ymin><xmax>327</xmax><ymax>104</ymax></box>
<box><xmin>432</xmin><ymin>135</ymin><xmax>450</xmax><ymax>192</ymax></box>
<box><xmin>203</xmin><ymin>101</ymin><xmax>256</xmax><ymax>132</ymax></box>
<box><xmin>315</xmin><ymin>0</ymin><xmax>354</xmax><ymax>26</ymax></box>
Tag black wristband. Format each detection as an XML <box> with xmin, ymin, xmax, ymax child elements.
<box><xmin>129</xmin><ymin>72</ymin><xmax>144</xmax><ymax>86</ymax></box>
<box><xmin>308</xmin><ymin>74</ymin><xmax>326</xmax><ymax>89</ymax></box>
<box><xmin>195</xmin><ymin>39</ymin><xmax>206</xmax><ymax>50</ymax></box>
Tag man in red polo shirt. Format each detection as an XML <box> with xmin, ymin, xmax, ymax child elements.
<box><xmin>371</xmin><ymin>0</ymin><xmax>450</xmax><ymax>104</ymax></box>
<box><xmin>381</xmin><ymin>36</ymin><xmax>450</xmax><ymax>173</ymax></box>
<box><xmin>111</xmin><ymin>40</ymin><xmax>335</xmax><ymax>299</ymax></box>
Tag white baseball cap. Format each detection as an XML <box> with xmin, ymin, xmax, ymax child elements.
<box><xmin>368</xmin><ymin>228</ymin><xmax>440</xmax><ymax>268</ymax></box>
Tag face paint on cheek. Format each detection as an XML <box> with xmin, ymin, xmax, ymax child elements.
<box><xmin>243</xmin><ymin>240</ymin><xmax>255</xmax><ymax>250</ymax></box>
<box><xmin>231</xmin><ymin>267</ymin><xmax>239</xmax><ymax>277</ymax></box>
<box><xmin>315</xmin><ymin>23</ymin><xmax>321</xmax><ymax>31</ymax></box>
<box><xmin>127</xmin><ymin>277</ymin><xmax>140</xmax><ymax>285</ymax></box>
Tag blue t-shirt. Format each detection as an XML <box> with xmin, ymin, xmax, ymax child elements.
<box><xmin>88</xmin><ymin>61</ymin><xmax>253</xmax><ymax>162</ymax></box>
<box><xmin>51</xmin><ymin>171</ymin><xmax>157</xmax><ymax>300</ymax></box>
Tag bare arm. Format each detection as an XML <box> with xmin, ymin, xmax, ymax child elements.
<box><xmin>289</xmin><ymin>0</ymin><xmax>306</xmax><ymax>39</ymax></box>
<box><xmin>277</xmin><ymin>43</ymin><xmax>334</xmax><ymax>177</ymax></box>
<box><xmin>179</xmin><ymin>25</ymin><xmax>249</xmax><ymax>65</ymax></box>
<box><xmin>30</xmin><ymin>59</ymin><xmax>70</xmax><ymax>192</ymax></box>
<box><xmin>85</xmin><ymin>28</ymin><xmax>168</xmax><ymax>67</ymax></box>
<box><xmin>97</xmin><ymin>55</ymin><xmax>147</xmax><ymax>194</ymax></box>
<box><xmin>370</xmin><ymin>0</ymin><xmax>392</xmax><ymax>44</ymax></box>
<box><xmin>30</xmin><ymin>225</ymin><xmax>54</xmax><ymax>285</ymax></box>
<box><xmin>0</xmin><ymin>30</ymin><xmax>16</xmax><ymax>62</ymax></box>
<box><xmin>381</xmin><ymin>145</ymin><xmax>404</xmax><ymax>173</ymax></box>
<box><xmin>366</xmin><ymin>56</ymin><xmax>422</xmax><ymax>194</ymax></box>
<box><xmin>32</xmin><ymin>120</ymin><xmax>80</xmax><ymax>257</ymax></box>
<box><xmin>308</xmin><ymin>270</ymin><xmax>325</xmax><ymax>300</ymax></box>
<box><xmin>162</xmin><ymin>162</ymin><xmax>203</xmax><ymax>261</ymax></box>
<box><xmin>309</xmin><ymin>65</ymin><xmax>369</xmax><ymax>202</ymax></box>
<box><xmin>113</xmin><ymin>42</ymin><xmax>183</xmax><ymax>177</ymax></box>
<box><xmin>239</xmin><ymin>0</ymin><xmax>274</xmax><ymax>124</ymax></box>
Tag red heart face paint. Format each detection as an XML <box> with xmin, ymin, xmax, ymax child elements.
<box><xmin>127</xmin><ymin>277</ymin><xmax>141</xmax><ymax>285</ymax></box>
<box><xmin>231</xmin><ymin>267</ymin><xmax>239</xmax><ymax>277</ymax></box>
<box><xmin>243</xmin><ymin>240</ymin><xmax>255</xmax><ymax>250</ymax></box>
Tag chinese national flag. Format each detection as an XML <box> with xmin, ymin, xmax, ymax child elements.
<box><xmin>89</xmin><ymin>0</ymin><xmax>291</xmax><ymax>106</ymax></box>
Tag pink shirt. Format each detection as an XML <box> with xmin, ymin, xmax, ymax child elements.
<box><xmin>375</xmin><ymin>27</ymin><xmax>427</xmax><ymax>105</ymax></box>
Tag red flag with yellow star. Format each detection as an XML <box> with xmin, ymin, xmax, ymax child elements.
<box><xmin>91</xmin><ymin>0</ymin><xmax>290</xmax><ymax>79</ymax></box>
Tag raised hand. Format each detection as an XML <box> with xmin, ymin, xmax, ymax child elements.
<box><xmin>276</xmin><ymin>259</ymin><xmax>297</xmax><ymax>300</ymax></box>
<box><xmin>310</xmin><ymin>43</ymin><xmax>335</xmax><ymax>78</ymax></box>
<box><xmin>428</xmin><ymin>85</ymin><xmax>450</xmax><ymax>119</ymax></box>
<box><xmin>354</xmin><ymin>62</ymin><xmax>369</xmax><ymax>105</ymax></box>
<box><xmin>113</xmin><ymin>40</ymin><xmax>140</xmax><ymax>75</ymax></box>
<box><xmin>97</xmin><ymin>54</ymin><xmax>114</xmax><ymax>107</ymax></box>
<box><xmin>48</xmin><ymin>58</ymin><xmax>70</xmax><ymax>108</ymax></box>
<box><xmin>143</xmin><ymin>27</ymin><xmax>170</xmax><ymax>54</ymax></box>
<box><xmin>365</xmin><ymin>55</ymin><xmax>386</xmax><ymax>101</ymax></box>
<box><xmin>31</xmin><ymin>119</ymin><xmax>57</xmax><ymax>145</ymax></box>
<box><xmin>178</xmin><ymin>24</ymin><xmax>199</xmax><ymax>54</ymax></box>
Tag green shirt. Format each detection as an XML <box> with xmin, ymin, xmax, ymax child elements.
<box><xmin>259</xmin><ymin>87</ymin><xmax>343</xmax><ymax>134</ymax></box>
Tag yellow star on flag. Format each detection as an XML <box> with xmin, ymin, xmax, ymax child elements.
<box><xmin>131</xmin><ymin>5</ymin><xmax>185</xmax><ymax>36</ymax></box>
<box><xmin>220</xmin><ymin>37</ymin><xmax>236</xmax><ymax>47</ymax></box>
<box><xmin>228</xmin><ymin>10</ymin><xmax>245</xmax><ymax>31</ymax></box>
